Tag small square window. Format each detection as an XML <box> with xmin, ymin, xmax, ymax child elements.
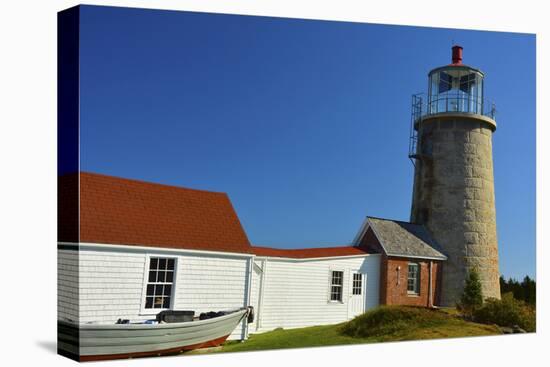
<box><xmin>157</xmin><ymin>271</ymin><xmax>166</xmax><ymax>283</ymax></box>
<box><xmin>167</xmin><ymin>259</ymin><xmax>175</xmax><ymax>271</ymax></box>
<box><xmin>156</xmin><ymin>284</ymin><xmax>164</xmax><ymax>296</ymax></box>
<box><xmin>159</xmin><ymin>258</ymin><xmax>167</xmax><ymax>270</ymax></box>
<box><xmin>154</xmin><ymin>297</ymin><xmax>163</xmax><ymax>308</ymax></box>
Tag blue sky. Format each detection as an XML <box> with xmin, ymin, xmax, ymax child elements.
<box><xmin>78</xmin><ymin>5</ymin><xmax>536</xmax><ymax>280</ymax></box>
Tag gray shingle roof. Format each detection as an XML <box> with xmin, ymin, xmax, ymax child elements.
<box><xmin>366</xmin><ymin>217</ymin><xmax>447</xmax><ymax>260</ymax></box>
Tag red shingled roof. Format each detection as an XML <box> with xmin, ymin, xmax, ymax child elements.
<box><xmin>251</xmin><ymin>245</ymin><xmax>370</xmax><ymax>258</ymax></box>
<box><xmin>59</xmin><ymin>172</ymin><xmax>252</xmax><ymax>254</ymax></box>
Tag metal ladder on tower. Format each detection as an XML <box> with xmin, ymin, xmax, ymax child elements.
<box><xmin>408</xmin><ymin>93</ymin><xmax>423</xmax><ymax>166</ymax></box>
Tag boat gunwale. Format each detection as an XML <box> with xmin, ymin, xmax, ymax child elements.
<box><xmin>58</xmin><ymin>308</ymin><xmax>247</xmax><ymax>330</ymax></box>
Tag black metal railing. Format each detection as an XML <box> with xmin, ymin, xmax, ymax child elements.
<box><xmin>411</xmin><ymin>93</ymin><xmax>497</xmax><ymax>122</ymax></box>
<box><xmin>408</xmin><ymin>93</ymin><xmax>497</xmax><ymax>165</ymax></box>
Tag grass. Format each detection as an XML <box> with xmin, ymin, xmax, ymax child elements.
<box><xmin>216</xmin><ymin>306</ymin><xmax>501</xmax><ymax>353</ymax></box>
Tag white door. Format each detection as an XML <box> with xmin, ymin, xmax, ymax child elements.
<box><xmin>348</xmin><ymin>271</ymin><xmax>366</xmax><ymax>319</ymax></box>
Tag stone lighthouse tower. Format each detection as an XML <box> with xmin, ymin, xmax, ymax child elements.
<box><xmin>409</xmin><ymin>46</ymin><xmax>500</xmax><ymax>306</ymax></box>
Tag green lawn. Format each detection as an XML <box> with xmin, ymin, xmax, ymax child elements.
<box><xmin>216</xmin><ymin>306</ymin><xmax>501</xmax><ymax>353</ymax></box>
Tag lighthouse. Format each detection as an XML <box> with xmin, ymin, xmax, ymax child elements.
<box><xmin>409</xmin><ymin>46</ymin><xmax>500</xmax><ymax>306</ymax></box>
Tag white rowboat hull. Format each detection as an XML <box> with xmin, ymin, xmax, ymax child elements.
<box><xmin>58</xmin><ymin>308</ymin><xmax>248</xmax><ymax>361</ymax></box>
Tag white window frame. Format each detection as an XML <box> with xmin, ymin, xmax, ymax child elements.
<box><xmin>328</xmin><ymin>269</ymin><xmax>345</xmax><ymax>303</ymax></box>
<box><xmin>139</xmin><ymin>254</ymin><xmax>178</xmax><ymax>315</ymax></box>
<box><xmin>407</xmin><ymin>262</ymin><xmax>421</xmax><ymax>296</ymax></box>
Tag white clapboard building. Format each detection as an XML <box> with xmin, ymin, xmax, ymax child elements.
<box><xmin>58</xmin><ymin>172</ymin><xmax>445</xmax><ymax>340</ymax></box>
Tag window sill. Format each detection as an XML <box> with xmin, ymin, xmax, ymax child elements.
<box><xmin>407</xmin><ymin>292</ymin><xmax>420</xmax><ymax>297</ymax></box>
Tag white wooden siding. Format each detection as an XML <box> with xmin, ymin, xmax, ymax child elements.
<box><xmin>172</xmin><ymin>255</ymin><xmax>251</xmax><ymax>340</ymax></box>
<box><xmin>57</xmin><ymin>246</ymin><xmax>251</xmax><ymax>340</ymax></box>
<box><xmin>58</xmin><ymin>249</ymin><xmax>79</xmax><ymax>322</ymax></box>
<box><xmin>252</xmin><ymin>255</ymin><xmax>380</xmax><ymax>333</ymax></box>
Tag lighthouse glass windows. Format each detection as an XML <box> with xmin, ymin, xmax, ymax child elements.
<box><xmin>407</xmin><ymin>263</ymin><xmax>420</xmax><ymax>295</ymax></box>
<box><xmin>145</xmin><ymin>257</ymin><xmax>176</xmax><ymax>309</ymax></box>
<box><xmin>428</xmin><ymin>68</ymin><xmax>484</xmax><ymax>115</ymax></box>
<box><xmin>330</xmin><ymin>270</ymin><xmax>344</xmax><ymax>302</ymax></box>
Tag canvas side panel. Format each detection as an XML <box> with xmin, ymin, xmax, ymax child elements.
<box><xmin>58</xmin><ymin>248</ymin><xmax>80</xmax><ymax>321</ymax></box>
<box><xmin>57</xmin><ymin>6</ymin><xmax>79</xmax><ymax>177</ymax></box>
<box><xmin>57</xmin><ymin>5</ymin><xmax>80</xmax><ymax>361</ymax></box>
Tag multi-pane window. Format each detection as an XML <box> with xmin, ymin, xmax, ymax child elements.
<box><xmin>145</xmin><ymin>257</ymin><xmax>175</xmax><ymax>309</ymax></box>
<box><xmin>352</xmin><ymin>273</ymin><xmax>363</xmax><ymax>295</ymax></box>
<box><xmin>407</xmin><ymin>263</ymin><xmax>420</xmax><ymax>294</ymax></box>
<box><xmin>330</xmin><ymin>271</ymin><xmax>344</xmax><ymax>302</ymax></box>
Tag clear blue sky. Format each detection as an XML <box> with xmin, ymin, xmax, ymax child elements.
<box><xmin>78</xmin><ymin>5</ymin><xmax>536</xmax><ymax>280</ymax></box>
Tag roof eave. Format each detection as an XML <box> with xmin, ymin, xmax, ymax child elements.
<box><xmin>352</xmin><ymin>217</ymin><xmax>370</xmax><ymax>245</ymax></box>
<box><xmin>253</xmin><ymin>253</ymin><xmax>380</xmax><ymax>261</ymax></box>
<box><xmin>386</xmin><ymin>252</ymin><xmax>447</xmax><ymax>261</ymax></box>
<box><xmin>59</xmin><ymin>241</ymin><xmax>255</xmax><ymax>258</ymax></box>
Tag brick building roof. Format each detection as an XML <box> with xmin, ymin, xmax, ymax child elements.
<box><xmin>58</xmin><ymin>172</ymin><xmax>252</xmax><ymax>254</ymax></box>
<box><xmin>251</xmin><ymin>245</ymin><xmax>370</xmax><ymax>259</ymax></box>
<box><xmin>363</xmin><ymin>217</ymin><xmax>447</xmax><ymax>260</ymax></box>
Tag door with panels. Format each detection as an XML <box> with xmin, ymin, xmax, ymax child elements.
<box><xmin>348</xmin><ymin>270</ymin><xmax>366</xmax><ymax>318</ymax></box>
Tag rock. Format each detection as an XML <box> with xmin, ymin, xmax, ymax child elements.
<box><xmin>512</xmin><ymin>325</ymin><xmax>527</xmax><ymax>333</ymax></box>
<box><xmin>500</xmin><ymin>326</ymin><xmax>514</xmax><ymax>334</ymax></box>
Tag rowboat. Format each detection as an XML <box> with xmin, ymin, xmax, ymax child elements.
<box><xmin>58</xmin><ymin>307</ymin><xmax>251</xmax><ymax>361</ymax></box>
